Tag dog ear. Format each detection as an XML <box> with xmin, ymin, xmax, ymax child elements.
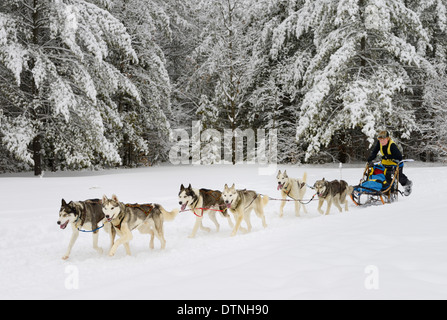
<box><xmin>180</xmin><ymin>184</ymin><xmax>185</xmax><ymax>191</ymax></box>
<box><xmin>284</xmin><ymin>170</ymin><xmax>288</xmax><ymax>177</ymax></box>
<box><xmin>224</xmin><ymin>184</ymin><xmax>229</xmax><ymax>190</ymax></box>
<box><xmin>102</xmin><ymin>194</ymin><xmax>108</xmax><ymax>203</ymax></box>
<box><xmin>188</xmin><ymin>184</ymin><xmax>192</xmax><ymax>189</ymax></box>
<box><xmin>277</xmin><ymin>170</ymin><xmax>281</xmax><ymax>178</ymax></box>
<box><xmin>322</xmin><ymin>177</ymin><xmax>325</xmax><ymax>181</ymax></box>
<box><xmin>230</xmin><ymin>183</ymin><xmax>235</xmax><ymax>191</ymax></box>
<box><xmin>61</xmin><ymin>199</ymin><xmax>67</xmax><ymax>206</ymax></box>
<box><xmin>112</xmin><ymin>194</ymin><xmax>119</xmax><ymax>202</ymax></box>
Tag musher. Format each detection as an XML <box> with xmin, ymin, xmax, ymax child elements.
<box><xmin>367</xmin><ymin>130</ymin><xmax>413</xmax><ymax>196</ymax></box>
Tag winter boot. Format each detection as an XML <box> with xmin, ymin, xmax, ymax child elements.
<box><xmin>404</xmin><ymin>180</ymin><xmax>413</xmax><ymax>196</ymax></box>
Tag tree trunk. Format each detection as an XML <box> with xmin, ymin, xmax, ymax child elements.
<box><xmin>31</xmin><ymin>0</ymin><xmax>42</xmax><ymax>176</ymax></box>
<box><xmin>33</xmin><ymin>135</ymin><xmax>42</xmax><ymax>176</ymax></box>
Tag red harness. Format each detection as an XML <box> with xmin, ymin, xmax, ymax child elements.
<box><xmin>181</xmin><ymin>207</ymin><xmax>225</xmax><ymax>217</ymax></box>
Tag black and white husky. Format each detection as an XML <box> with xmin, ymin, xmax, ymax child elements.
<box><xmin>102</xmin><ymin>194</ymin><xmax>179</xmax><ymax>256</ymax></box>
<box><xmin>313</xmin><ymin>178</ymin><xmax>353</xmax><ymax>215</ymax></box>
<box><xmin>57</xmin><ymin>199</ymin><xmax>115</xmax><ymax>260</ymax></box>
<box><xmin>222</xmin><ymin>184</ymin><xmax>269</xmax><ymax>236</ymax></box>
<box><xmin>178</xmin><ymin>184</ymin><xmax>234</xmax><ymax>238</ymax></box>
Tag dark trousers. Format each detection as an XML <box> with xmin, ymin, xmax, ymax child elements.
<box><xmin>399</xmin><ymin>168</ymin><xmax>409</xmax><ymax>186</ymax></box>
<box><xmin>385</xmin><ymin>166</ymin><xmax>409</xmax><ymax>186</ymax></box>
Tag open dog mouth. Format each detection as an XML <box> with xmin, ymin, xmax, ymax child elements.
<box><xmin>181</xmin><ymin>203</ymin><xmax>187</xmax><ymax>211</ymax></box>
<box><xmin>277</xmin><ymin>183</ymin><xmax>284</xmax><ymax>190</ymax></box>
<box><xmin>59</xmin><ymin>220</ymin><xmax>69</xmax><ymax>230</ymax></box>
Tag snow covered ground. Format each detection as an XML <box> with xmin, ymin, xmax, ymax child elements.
<box><xmin>1</xmin><ymin>163</ymin><xmax>446</xmax><ymax>300</ymax></box>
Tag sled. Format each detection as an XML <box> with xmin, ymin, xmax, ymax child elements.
<box><xmin>350</xmin><ymin>160</ymin><xmax>412</xmax><ymax>207</ymax></box>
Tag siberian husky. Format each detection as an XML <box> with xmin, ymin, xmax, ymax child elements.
<box><xmin>313</xmin><ymin>178</ymin><xmax>353</xmax><ymax>215</ymax></box>
<box><xmin>222</xmin><ymin>184</ymin><xmax>269</xmax><ymax>236</ymax></box>
<box><xmin>102</xmin><ymin>194</ymin><xmax>179</xmax><ymax>256</ymax></box>
<box><xmin>276</xmin><ymin>170</ymin><xmax>308</xmax><ymax>217</ymax></box>
<box><xmin>178</xmin><ymin>184</ymin><xmax>234</xmax><ymax>238</ymax></box>
<box><xmin>57</xmin><ymin>198</ymin><xmax>115</xmax><ymax>260</ymax></box>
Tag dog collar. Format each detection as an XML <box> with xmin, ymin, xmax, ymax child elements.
<box><xmin>74</xmin><ymin>216</ymin><xmax>81</xmax><ymax>228</ymax></box>
<box><xmin>191</xmin><ymin>197</ymin><xmax>199</xmax><ymax>210</ymax></box>
<box><xmin>281</xmin><ymin>182</ymin><xmax>292</xmax><ymax>196</ymax></box>
<box><xmin>111</xmin><ymin>204</ymin><xmax>127</xmax><ymax>230</ymax></box>
<box><xmin>231</xmin><ymin>197</ymin><xmax>241</xmax><ymax>210</ymax></box>
<box><xmin>319</xmin><ymin>188</ymin><xmax>329</xmax><ymax>198</ymax></box>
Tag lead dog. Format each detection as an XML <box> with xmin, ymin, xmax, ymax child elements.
<box><xmin>276</xmin><ymin>170</ymin><xmax>308</xmax><ymax>217</ymax></box>
<box><xmin>57</xmin><ymin>198</ymin><xmax>115</xmax><ymax>260</ymax></box>
<box><xmin>222</xmin><ymin>184</ymin><xmax>269</xmax><ymax>236</ymax></box>
<box><xmin>313</xmin><ymin>178</ymin><xmax>353</xmax><ymax>215</ymax></box>
<box><xmin>102</xmin><ymin>194</ymin><xmax>178</xmax><ymax>256</ymax></box>
<box><xmin>178</xmin><ymin>184</ymin><xmax>234</xmax><ymax>238</ymax></box>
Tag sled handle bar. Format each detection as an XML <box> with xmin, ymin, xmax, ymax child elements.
<box><xmin>370</xmin><ymin>159</ymin><xmax>414</xmax><ymax>166</ymax></box>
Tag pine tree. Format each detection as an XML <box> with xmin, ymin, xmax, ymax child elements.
<box><xmin>411</xmin><ymin>0</ymin><xmax>447</xmax><ymax>161</ymax></box>
<box><xmin>269</xmin><ymin>0</ymin><xmax>434</xmax><ymax>161</ymax></box>
<box><xmin>105</xmin><ymin>0</ymin><xmax>174</xmax><ymax>165</ymax></box>
<box><xmin>172</xmin><ymin>0</ymin><xmax>255</xmax><ymax>164</ymax></box>
<box><xmin>243</xmin><ymin>0</ymin><xmax>309</xmax><ymax>163</ymax></box>
<box><xmin>0</xmin><ymin>0</ymin><xmax>139</xmax><ymax>174</ymax></box>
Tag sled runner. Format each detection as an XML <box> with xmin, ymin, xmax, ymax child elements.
<box><xmin>350</xmin><ymin>160</ymin><xmax>412</xmax><ymax>206</ymax></box>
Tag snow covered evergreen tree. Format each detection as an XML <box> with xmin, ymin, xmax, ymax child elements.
<box><xmin>268</xmin><ymin>0</ymin><xmax>435</xmax><ymax>161</ymax></box>
<box><xmin>242</xmin><ymin>0</ymin><xmax>309</xmax><ymax>163</ymax></box>
<box><xmin>172</xmin><ymin>0</ymin><xmax>257</xmax><ymax>164</ymax></box>
<box><xmin>0</xmin><ymin>0</ymin><xmax>175</xmax><ymax>173</ymax></box>
<box><xmin>416</xmin><ymin>0</ymin><xmax>447</xmax><ymax>161</ymax></box>
<box><xmin>104</xmin><ymin>0</ymin><xmax>173</xmax><ymax>165</ymax></box>
<box><xmin>0</xmin><ymin>0</ymin><xmax>140</xmax><ymax>174</ymax></box>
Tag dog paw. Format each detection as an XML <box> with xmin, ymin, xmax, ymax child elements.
<box><xmin>62</xmin><ymin>255</ymin><xmax>69</xmax><ymax>260</ymax></box>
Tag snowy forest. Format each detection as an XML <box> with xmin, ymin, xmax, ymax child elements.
<box><xmin>1</xmin><ymin>0</ymin><xmax>447</xmax><ymax>175</ymax></box>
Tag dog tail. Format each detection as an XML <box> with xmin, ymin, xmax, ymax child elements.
<box><xmin>160</xmin><ymin>206</ymin><xmax>179</xmax><ymax>221</ymax></box>
<box><xmin>346</xmin><ymin>185</ymin><xmax>354</xmax><ymax>195</ymax></box>
<box><xmin>261</xmin><ymin>194</ymin><xmax>269</xmax><ymax>206</ymax></box>
<box><xmin>340</xmin><ymin>180</ymin><xmax>353</xmax><ymax>194</ymax></box>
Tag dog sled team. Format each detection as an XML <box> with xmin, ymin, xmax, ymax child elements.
<box><xmin>57</xmin><ymin>171</ymin><xmax>358</xmax><ymax>260</ymax></box>
<box><xmin>57</xmin><ymin>130</ymin><xmax>413</xmax><ymax>259</ymax></box>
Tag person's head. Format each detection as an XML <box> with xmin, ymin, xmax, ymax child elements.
<box><xmin>377</xmin><ymin>130</ymin><xmax>390</xmax><ymax>146</ymax></box>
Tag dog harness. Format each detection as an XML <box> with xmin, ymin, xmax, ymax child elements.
<box><xmin>282</xmin><ymin>180</ymin><xmax>306</xmax><ymax>200</ymax></box>
<box><xmin>113</xmin><ymin>203</ymin><xmax>154</xmax><ymax>230</ymax></box>
<box><xmin>125</xmin><ymin>203</ymin><xmax>154</xmax><ymax>216</ymax></box>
